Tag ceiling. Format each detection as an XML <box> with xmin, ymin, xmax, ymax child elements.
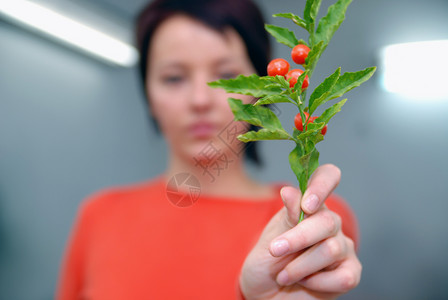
<box><xmin>81</xmin><ymin>0</ymin><xmax>151</xmax><ymax>19</ymax></box>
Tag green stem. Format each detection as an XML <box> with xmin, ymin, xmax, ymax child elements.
<box><xmin>302</xmin><ymin>90</ymin><xmax>308</xmax><ymax>108</ymax></box>
<box><xmin>298</xmin><ymin>137</ymin><xmax>309</xmax><ymax>225</ymax></box>
<box><xmin>298</xmin><ymin>210</ymin><xmax>305</xmax><ymax>224</ymax></box>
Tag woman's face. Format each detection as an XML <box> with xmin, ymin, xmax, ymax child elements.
<box><xmin>146</xmin><ymin>14</ymin><xmax>256</xmax><ymax>163</ymax></box>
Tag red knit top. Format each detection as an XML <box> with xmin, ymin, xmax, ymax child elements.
<box><xmin>56</xmin><ymin>177</ymin><xmax>358</xmax><ymax>300</ymax></box>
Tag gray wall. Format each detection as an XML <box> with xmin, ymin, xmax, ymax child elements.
<box><xmin>1</xmin><ymin>0</ymin><xmax>448</xmax><ymax>299</ymax></box>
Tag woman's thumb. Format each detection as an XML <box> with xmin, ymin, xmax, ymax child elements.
<box><xmin>280</xmin><ymin>186</ymin><xmax>302</xmax><ymax>228</ymax></box>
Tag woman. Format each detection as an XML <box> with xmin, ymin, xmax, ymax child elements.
<box><xmin>57</xmin><ymin>0</ymin><xmax>361</xmax><ymax>299</ymax></box>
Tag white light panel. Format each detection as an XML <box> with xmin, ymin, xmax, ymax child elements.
<box><xmin>380</xmin><ymin>40</ymin><xmax>448</xmax><ymax>100</ymax></box>
<box><xmin>0</xmin><ymin>0</ymin><xmax>139</xmax><ymax>67</ymax></box>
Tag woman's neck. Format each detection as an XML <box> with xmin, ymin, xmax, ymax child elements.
<box><xmin>164</xmin><ymin>152</ymin><xmax>275</xmax><ymax>200</ymax></box>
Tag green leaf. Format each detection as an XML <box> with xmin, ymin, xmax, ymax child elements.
<box><xmin>292</xmin><ymin>70</ymin><xmax>309</xmax><ymax>94</ymax></box>
<box><xmin>290</xmin><ymin>90</ymin><xmax>301</xmax><ymax>105</ymax></box>
<box><xmin>313</xmin><ymin>0</ymin><xmax>352</xmax><ymax>47</ymax></box>
<box><xmin>273</xmin><ymin>13</ymin><xmax>307</xmax><ymax>29</ymax></box>
<box><xmin>324</xmin><ymin>67</ymin><xmax>376</xmax><ymax>101</ymax></box>
<box><xmin>260</xmin><ymin>74</ymin><xmax>290</xmax><ymax>90</ymax></box>
<box><xmin>311</xmin><ymin>131</ymin><xmax>325</xmax><ymax>144</ymax></box>
<box><xmin>295</xmin><ymin>122</ymin><xmax>325</xmax><ymax>145</ymax></box>
<box><xmin>273</xmin><ymin>75</ymin><xmax>291</xmax><ymax>89</ymax></box>
<box><xmin>265</xmin><ymin>24</ymin><xmax>299</xmax><ymax>48</ymax></box>
<box><xmin>314</xmin><ymin>98</ymin><xmax>347</xmax><ymax>125</ymax></box>
<box><xmin>297</xmin><ymin>123</ymin><xmax>323</xmax><ymax>139</ymax></box>
<box><xmin>289</xmin><ymin>144</ymin><xmax>306</xmax><ymax>193</ymax></box>
<box><xmin>254</xmin><ymin>94</ymin><xmax>295</xmax><ymax>106</ymax></box>
<box><xmin>238</xmin><ymin>129</ymin><xmax>291</xmax><ymax>142</ymax></box>
<box><xmin>309</xmin><ymin>67</ymin><xmax>341</xmax><ymax>114</ymax></box>
<box><xmin>289</xmin><ymin>142</ymin><xmax>320</xmax><ymax>194</ymax></box>
<box><xmin>305</xmin><ymin>142</ymin><xmax>320</xmax><ymax>179</ymax></box>
<box><xmin>228</xmin><ymin>98</ymin><xmax>285</xmax><ymax>131</ymax></box>
<box><xmin>292</xmin><ymin>128</ymin><xmax>301</xmax><ymax>141</ymax></box>
<box><xmin>297</xmin><ymin>39</ymin><xmax>309</xmax><ymax>47</ymax></box>
<box><xmin>208</xmin><ymin>74</ymin><xmax>282</xmax><ymax>98</ymax></box>
<box><xmin>305</xmin><ymin>122</ymin><xmax>325</xmax><ymax>144</ymax></box>
<box><xmin>304</xmin><ymin>41</ymin><xmax>325</xmax><ymax>76</ymax></box>
<box><xmin>304</xmin><ymin>0</ymin><xmax>323</xmax><ymax>33</ymax></box>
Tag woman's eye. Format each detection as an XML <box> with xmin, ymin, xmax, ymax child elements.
<box><xmin>219</xmin><ymin>72</ymin><xmax>238</xmax><ymax>80</ymax></box>
<box><xmin>162</xmin><ymin>75</ymin><xmax>184</xmax><ymax>84</ymax></box>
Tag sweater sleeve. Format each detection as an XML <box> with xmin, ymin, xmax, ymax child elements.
<box><xmin>55</xmin><ymin>198</ymin><xmax>96</xmax><ymax>300</ymax></box>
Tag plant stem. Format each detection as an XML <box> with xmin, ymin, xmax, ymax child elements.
<box><xmin>298</xmin><ymin>210</ymin><xmax>305</xmax><ymax>223</ymax></box>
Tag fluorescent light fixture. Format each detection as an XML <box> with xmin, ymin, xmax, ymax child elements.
<box><xmin>0</xmin><ymin>0</ymin><xmax>139</xmax><ymax>67</ymax></box>
<box><xmin>380</xmin><ymin>40</ymin><xmax>448</xmax><ymax>100</ymax></box>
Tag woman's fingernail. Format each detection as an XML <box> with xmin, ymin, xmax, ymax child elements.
<box><xmin>271</xmin><ymin>239</ymin><xmax>289</xmax><ymax>256</ymax></box>
<box><xmin>303</xmin><ymin>194</ymin><xmax>319</xmax><ymax>212</ymax></box>
<box><xmin>276</xmin><ymin>270</ymin><xmax>290</xmax><ymax>286</ymax></box>
<box><xmin>280</xmin><ymin>187</ymin><xmax>286</xmax><ymax>203</ymax></box>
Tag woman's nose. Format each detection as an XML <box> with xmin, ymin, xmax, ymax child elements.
<box><xmin>189</xmin><ymin>75</ymin><xmax>213</xmax><ymax>111</ymax></box>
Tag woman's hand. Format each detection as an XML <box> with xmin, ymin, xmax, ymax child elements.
<box><xmin>239</xmin><ymin>164</ymin><xmax>361</xmax><ymax>299</ymax></box>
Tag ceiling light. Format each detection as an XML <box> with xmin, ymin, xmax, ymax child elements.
<box><xmin>380</xmin><ymin>40</ymin><xmax>448</xmax><ymax>101</ymax></box>
<box><xmin>0</xmin><ymin>0</ymin><xmax>139</xmax><ymax>67</ymax></box>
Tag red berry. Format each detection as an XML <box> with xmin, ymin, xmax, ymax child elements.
<box><xmin>294</xmin><ymin>112</ymin><xmax>310</xmax><ymax>131</ymax></box>
<box><xmin>267</xmin><ymin>58</ymin><xmax>290</xmax><ymax>77</ymax></box>
<box><xmin>286</xmin><ymin>69</ymin><xmax>309</xmax><ymax>89</ymax></box>
<box><xmin>291</xmin><ymin>44</ymin><xmax>310</xmax><ymax>65</ymax></box>
<box><xmin>295</xmin><ymin>114</ymin><xmax>328</xmax><ymax>135</ymax></box>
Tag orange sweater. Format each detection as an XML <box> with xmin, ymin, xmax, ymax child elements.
<box><xmin>56</xmin><ymin>177</ymin><xmax>358</xmax><ymax>300</ymax></box>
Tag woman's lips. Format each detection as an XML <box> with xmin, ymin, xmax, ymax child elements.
<box><xmin>188</xmin><ymin>122</ymin><xmax>216</xmax><ymax>138</ymax></box>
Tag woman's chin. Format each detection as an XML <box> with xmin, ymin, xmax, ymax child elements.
<box><xmin>176</xmin><ymin>138</ymin><xmax>231</xmax><ymax>165</ymax></box>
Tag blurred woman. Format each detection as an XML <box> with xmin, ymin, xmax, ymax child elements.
<box><xmin>56</xmin><ymin>0</ymin><xmax>361</xmax><ymax>299</ymax></box>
